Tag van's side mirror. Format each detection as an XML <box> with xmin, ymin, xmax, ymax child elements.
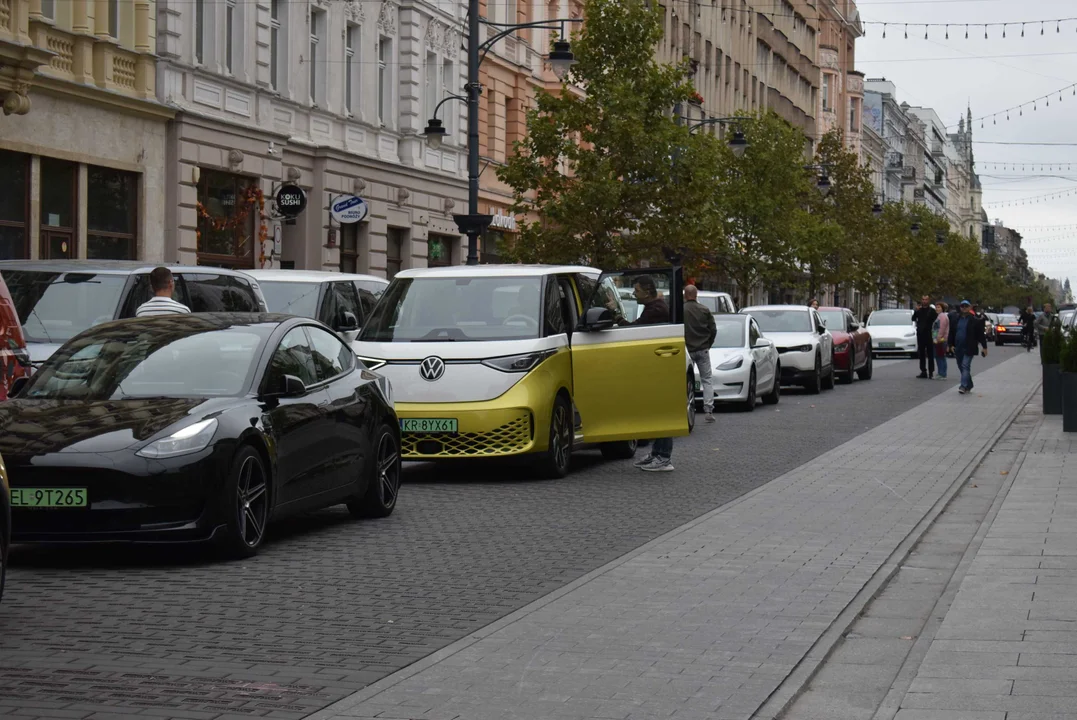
<box><xmin>337</xmin><ymin>311</ymin><xmax>359</xmax><ymax>332</ymax></box>
<box><xmin>9</xmin><ymin>376</ymin><xmax>29</xmax><ymax>397</ymax></box>
<box><xmin>265</xmin><ymin>374</ymin><xmax>306</xmax><ymax>399</ymax></box>
<box><xmin>583</xmin><ymin>306</ymin><xmax>615</xmax><ymax>331</ymax></box>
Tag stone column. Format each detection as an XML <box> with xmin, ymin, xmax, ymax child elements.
<box><xmin>94</xmin><ymin>0</ymin><xmax>111</xmax><ymax>38</ymax></box>
<box><xmin>70</xmin><ymin>0</ymin><xmax>96</xmax><ymax>84</ymax></box>
<box><xmin>72</xmin><ymin>0</ymin><xmax>91</xmax><ymax>32</ymax></box>
<box><xmin>134</xmin><ymin>0</ymin><xmax>151</xmax><ymax>51</ymax></box>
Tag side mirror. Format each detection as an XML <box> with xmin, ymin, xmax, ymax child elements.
<box><xmin>752</xmin><ymin>338</ymin><xmax>771</xmax><ymax>349</ymax></box>
<box><xmin>9</xmin><ymin>376</ymin><xmax>29</xmax><ymax>397</ymax></box>
<box><xmin>817</xmin><ymin>325</ymin><xmax>826</xmax><ymax>334</ymax></box>
<box><xmin>583</xmin><ymin>306</ymin><xmax>615</xmax><ymax>331</ymax></box>
<box><xmin>337</xmin><ymin>311</ymin><xmax>359</xmax><ymax>332</ymax></box>
<box><xmin>266</xmin><ymin>374</ymin><xmax>307</xmax><ymax>398</ymax></box>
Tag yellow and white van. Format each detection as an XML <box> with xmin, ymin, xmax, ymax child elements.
<box><xmin>353</xmin><ymin>265</ymin><xmax>693</xmax><ymax>478</ymax></box>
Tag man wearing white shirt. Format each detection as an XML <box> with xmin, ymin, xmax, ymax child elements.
<box><xmin>135</xmin><ymin>267</ymin><xmax>191</xmax><ymax>317</ymax></box>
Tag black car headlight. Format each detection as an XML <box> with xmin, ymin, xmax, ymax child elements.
<box><xmin>136</xmin><ymin>418</ymin><xmax>218</xmax><ymax>459</ymax></box>
<box><xmin>481</xmin><ymin>350</ymin><xmax>557</xmax><ymax>373</ymax></box>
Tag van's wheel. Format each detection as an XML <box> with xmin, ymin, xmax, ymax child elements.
<box><xmin>218</xmin><ymin>446</ymin><xmax>270</xmax><ymax>560</ymax></box>
<box><xmin>600</xmin><ymin>439</ymin><xmax>638</xmax><ymax>460</ymax></box>
<box><xmin>347</xmin><ymin>424</ymin><xmax>400</xmax><ymax>518</ymax></box>
<box><xmin>539</xmin><ymin>395</ymin><xmax>573</xmax><ymax>479</ymax></box>
<box><xmin>686</xmin><ymin>371</ymin><xmax>696</xmax><ymax>433</ymax></box>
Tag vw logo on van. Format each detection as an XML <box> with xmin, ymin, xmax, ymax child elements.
<box><xmin>419</xmin><ymin>356</ymin><xmax>445</xmax><ymax>382</ymax></box>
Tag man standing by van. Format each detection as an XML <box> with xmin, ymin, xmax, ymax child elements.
<box><xmin>135</xmin><ymin>267</ymin><xmax>191</xmax><ymax>317</ymax></box>
<box><xmin>684</xmin><ymin>285</ymin><xmax>717</xmax><ymax>423</ymax></box>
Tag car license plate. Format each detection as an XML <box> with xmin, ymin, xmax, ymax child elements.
<box><xmin>11</xmin><ymin>488</ymin><xmax>88</xmax><ymax>508</ymax></box>
<box><xmin>879</xmin><ymin>342</ymin><xmax>896</xmax><ymax>348</ymax></box>
<box><xmin>400</xmin><ymin>418</ymin><xmax>458</xmax><ymax>433</ymax></box>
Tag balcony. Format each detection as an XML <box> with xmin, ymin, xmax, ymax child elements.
<box><xmin>901</xmin><ymin>166</ymin><xmax>917</xmax><ymax>185</ymax></box>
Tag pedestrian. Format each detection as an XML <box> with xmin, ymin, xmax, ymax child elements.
<box><xmin>808</xmin><ymin>298</ymin><xmax>819</xmax><ymax>309</ymax></box>
<box><xmin>1035</xmin><ymin>302</ymin><xmax>1057</xmax><ymax>346</ymax></box>
<box><xmin>135</xmin><ymin>267</ymin><xmax>191</xmax><ymax>317</ymax></box>
<box><xmin>608</xmin><ymin>276</ymin><xmax>675</xmax><ymax>472</ymax></box>
<box><xmin>948</xmin><ymin>300</ymin><xmax>988</xmax><ymax>395</ymax></box>
<box><xmin>912</xmin><ymin>295</ymin><xmax>938</xmax><ymax>379</ymax></box>
<box><xmin>1019</xmin><ymin>304</ymin><xmax>1036</xmax><ymax>351</ymax></box>
<box><xmin>933</xmin><ymin>302</ymin><xmax>949</xmax><ymax>379</ymax></box>
<box><xmin>683</xmin><ymin>285</ymin><xmax>718</xmax><ymax>424</ymax></box>
<box><xmin>862</xmin><ymin>307</ymin><xmax>875</xmax><ymax>326</ymax></box>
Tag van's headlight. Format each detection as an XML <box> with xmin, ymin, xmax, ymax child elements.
<box><xmin>717</xmin><ymin>356</ymin><xmax>744</xmax><ymax>371</ymax></box>
<box><xmin>482</xmin><ymin>350</ymin><xmax>557</xmax><ymax>373</ymax></box>
<box><xmin>357</xmin><ymin>356</ymin><xmax>387</xmax><ymax>371</ymax></box>
<box><xmin>136</xmin><ymin>418</ymin><xmax>218</xmax><ymax>459</ymax></box>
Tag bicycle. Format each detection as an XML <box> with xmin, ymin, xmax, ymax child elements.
<box><xmin>1022</xmin><ymin>327</ymin><xmax>1035</xmax><ymax>352</ymax></box>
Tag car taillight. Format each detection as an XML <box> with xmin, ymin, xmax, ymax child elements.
<box><xmin>997</xmin><ymin>325</ymin><xmax>1005</xmax><ymax>332</ymax></box>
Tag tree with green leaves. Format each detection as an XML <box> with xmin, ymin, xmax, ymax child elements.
<box><xmin>496</xmin><ymin>0</ymin><xmax>705</xmax><ymax>268</ymax></box>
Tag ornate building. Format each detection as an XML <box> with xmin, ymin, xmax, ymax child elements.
<box><xmin>816</xmin><ymin>0</ymin><xmax>863</xmax><ymax>152</ymax></box>
<box><xmin>156</xmin><ymin>0</ymin><xmax>468</xmax><ymax>275</ymax></box>
<box><xmin>1</xmin><ymin>0</ymin><xmax>169</xmax><ymax>262</ymax></box>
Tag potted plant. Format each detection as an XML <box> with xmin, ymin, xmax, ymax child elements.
<box><xmin>1060</xmin><ymin>326</ymin><xmax>1077</xmax><ymax>432</ymax></box>
<box><xmin>1042</xmin><ymin>321</ymin><xmax>1063</xmax><ymax>415</ymax></box>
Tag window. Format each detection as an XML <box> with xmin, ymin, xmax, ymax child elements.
<box><xmin>425</xmin><ymin>51</ymin><xmax>438</xmax><ymax>123</ymax></box>
<box><xmin>195</xmin><ymin>0</ymin><xmax>204</xmax><ymax>63</ymax></box>
<box><xmin>87</xmin><ymin>166</ymin><xmax>138</xmax><ymax>260</ymax></box>
<box><xmin>746</xmin><ymin>309</ymin><xmax>813</xmax><ymax>333</ymax></box>
<box><xmin>339</xmin><ymin>223</ymin><xmax>363</xmax><ymax>273</ymax></box>
<box><xmin>196</xmin><ymin>170</ymin><xmax>256</xmax><ymax>269</ymax></box>
<box><xmin>108</xmin><ymin>0</ymin><xmax>119</xmax><ymax>37</ymax></box>
<box><xmin>40</xmin><ymin>0</ymin><xmax>54</xmax><ymax>19</ymax></box>
<box><xmin>40</xmin><ymin>158</ymin><xmax>77</xmax><ymax>260</ymax></box>
<box><xmin>378</xmin><ymin>37</ymin><xmax>392</xmax><ymax>124</ymax></box>
<box><xmin>180</xmin><ymin>273</ymin><xmax>261</xmax><ymax>312</ymax></box>
<box><xmin>225</xmin><ymin>0</ymin><xmax>236</xmax><ymax>73</ymax></box>
<box><xmin>481</xmin><ymin>231</ymin><xmax>503</xmax><ymax>264</ymax></box>
<box><xmin>354</xmin><ymin>281</ymin><xmax>384</xmax><ymax>321</ymax></box>
<box><xmin>428</xmin><ymin>234</ymin><xmax>453</xmax><ymax>267</ymax></box>
<box><xmin>748</xmin><ymin>319</ymin><xmax>761</xmax><ymax>348</ymax></box>
<box><xmin>268</xmin><ymin>327</ymin><xmax>318</xmax><ymax>388</ymax></box>
<box><xmin>442</xmin><ymin>60</ymin><xmax>455</xmax><ymax>134</ymax></box>
<box><xmin>822</xmin><ymin>73</ymin><xmax>831</xmax><ymax>111</ymax></box>
<box><xmin>309</xmin><ymin>9</ymin><xmax>325</xmax><ymax>105</ymax></box>
<box><xmin>3</xmin><ymin>270</ymin><xmax>127</xmax><ymax>344</ymax></box>
<box><xmin>270</xmin><ymin>0</ymin><xmax>283</xmax><ymax>89</ymax></box>
<box><xmin>307</xmin><ymin>326</ymin><xmax>354</xmax><ymax>382</ymax></box>
<box><xmin>119</xmin><ymin>273</ymin><xmax>184</xmax><ymax>317</ymax></box>
<box><xmin>386</xmin><ymin>228</ymin><xmax>404</xmax><ymax>278</ymax></box>
<box><xmin>346</xmin><ymin>24</ymin><xmax>360</xmax><ymax>113</ymax></box>
<box><xmin>543</xmin><ymin>277</ymin><xmax>566</xmax><ymax>337</ymax></box>
<box><xmin>258</xmin><ymin>281</ymin><xmax>320</xmax><ymax>317</ymax></box>
<box><xmin>0</xmin><ymin>150</ymin><xmax>29</xmax><ymax>260</ymax></box>
<box><xmin>318</xmin><ymin>281</ymin><xmax>361</xmax><ymax>330</ymax></box>
<box><xmin>850</xmin><ymin>97</ymin><xmax>860</xmax><ymax>132</ymax></box>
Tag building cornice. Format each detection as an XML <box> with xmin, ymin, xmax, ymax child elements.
<box><xmin>33</xmin><ymin>74</ymin><xmax>175</xmax><ymax>121</ymax></box>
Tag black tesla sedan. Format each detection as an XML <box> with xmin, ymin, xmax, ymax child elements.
<box><xmin>0</xmin><ymin>313</ymin><xmax>400</xmax><ymax>558</ymax></box>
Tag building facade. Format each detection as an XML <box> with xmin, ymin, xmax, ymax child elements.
<box><xmin>862</xmin><ymin>80</ymin><xmax>914</xmax><ymax>206</ymax></box>
<box><xmin>816</xmin><ymin>0</ymin><xmax>863</xmax><ymax>152</ymax></box>
<box><xmin>156</xmin><ymin>0</ymin><xmax>468</xmax><ymax>277</ymax></box>
<box><xmin>1</xmin><ymin>0</ymin><xmax>170</xmax><ymax>263</ymax></box>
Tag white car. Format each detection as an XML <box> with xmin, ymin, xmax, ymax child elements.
<box><xmin>693</xmin><ymin>313</ymin><xmax>780</xmax><ymax>411</ymax></box>
<box><xmin>740</xmin><ymin>305</ymin><xmax>835</xmax><ymax>393</ymax></box>
<box><xmin>696</xmin><ymin>290</ymin><xmax>737</xmax><ymax>314</ymax></box>
<box><xmin>866</xmin><ymin>309</ymin><xmax>917</xmax><ymax>357</ymax></box>
<box><xmin>245</xmin><ymin>269</ymin><xmax>388</xmax><ymax>343</ymax></box>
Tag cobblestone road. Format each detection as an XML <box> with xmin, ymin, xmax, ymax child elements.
<box><xmin>0</xmin><ymin>348</ymin><xmax>1022</xmax><ymax>720</ymax></box>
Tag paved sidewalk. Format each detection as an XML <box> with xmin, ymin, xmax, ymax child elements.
<box><xmin>896</xmin><ymin>410</ymin><xmax>1077</xmax><ymax>720</ymax></box>
<box><xmin>310</xmin><ymin>354</ymin><xmax>1041</xmax><ymax>720</ymax></box>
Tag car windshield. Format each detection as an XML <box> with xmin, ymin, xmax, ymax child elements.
<box><xmin>712</xmin><ymin>317</ymin><xmax>746</xmax><ymax>348</ymax></box>
<box><xmin>1</xmin><ymin>270</ymin><xmax>127</xmax><ymax>344</ymax></box>
<box><xmin>359</xmin><ymin>276</ymin><xmax>544</xmax><ymax>342</ymax></box>
<box><xmin>817</xmin><ymin>311</ymin><xmax>845</xmax><ymax>330</ymax></box>
<box><xmin>868</xmin><ymin>310</ymin><xmax>913</xmax><ymax>326</ymax></box>
<box><xmin>697</xmin><ymin>295</ymin><xmax>721</xmax><ymax>312</ymax></box>
<box><xmin>23</xmin><ymin>319</ymin><xmax>268</xmax><ymax>400</ymax></box>
<box><xmin>998</xmin><ymin>314</ymin><xmax>1018</xmax><ymax>324</ymax></box>
<box><xmin>259</xmin><ymin>281</ymin><xmax>321</xmax><ymax>318</ymax></box>
<box><xmin>748</xmin><ymin>309</ymin><xmax>812</xmax><ymax>333</ymax></box>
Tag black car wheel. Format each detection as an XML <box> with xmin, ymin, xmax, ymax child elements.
<box><xmin>686</xmin><ymin>371</ymin><xmax>696</xmax><ymax>433</ymax></box>
<box><xmin>857</xmin><ymin>349</ymin><xmax>873</xmax><ymax>380</ymax></box>
<box><xmin>805</xmin><ymin>355</ymin><xmax>822</xmax><ymax>394</ymax></box>
<box><xmin>600</xmin><ymin>439</ymin><xmax>638</xmax><ymax>460</ymax></box>
<box><xmin>539</xmin><ymin>395</ymin><xmax>573</xmax><ymax>479</ymax></box>
<box><xmin>219</xmin><ymin>446</ymin><xmax>270</xmax><ymax>559</ymax></box>
<box><xmin>841</xmin><ymin>349</ymin><xmax>856</xmax><ymax>384</ymax></box>
<box><xmin>348</xmin><ymin>424</ymin><xmax>400</xmax><ymax>518</ymax></box>
<box><xmin>762</xmin><ymin>364</ymin><xmax>781</xmax><ymax>405</ymax></box>
<box><xmin>743</xmin><ymin>368</ymin><xmax>757</xmax><ymax>412</ymax></box>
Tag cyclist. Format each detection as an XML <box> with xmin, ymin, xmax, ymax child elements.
<box><xmin>1019</xmin><ymin>305</ymin><xmax>1036</xmax><ymax>352</ymax></box>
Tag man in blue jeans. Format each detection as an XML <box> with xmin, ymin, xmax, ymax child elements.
<box><xmin>948</xmin><ymin>300</ymin><xmax>988</xmax><ymax>395</ymax></box>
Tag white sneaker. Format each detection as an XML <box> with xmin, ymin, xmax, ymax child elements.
<box><xmin>640</xmin><ymin>458</ymin><xmax>674</xmax><ymax>472</ymax></box>
<box><xmin>633</xmin><ymin>454</ymin><xmax>655</xmax><ymax>468</ymax></box>
<box><xmin>705</xmin><ymin>413</ymin><xmax>716</xmax><ymax>423</ymax></box>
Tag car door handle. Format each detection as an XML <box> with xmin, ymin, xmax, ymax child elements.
<box><xmin>654</xmin><ymin>346</ymin><xmax>681</xmax><ymax>357</ymax></box>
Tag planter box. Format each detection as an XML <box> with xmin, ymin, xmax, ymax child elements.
<box><xmin>1063</xmin><ymin>372</ymin><xmax>1077</xmax><ymax>433</ymax></box>
<box><xmin>1044</xmin><ymin>364</ymin><xmax>1063</xmax><ymax>415</ymax></box>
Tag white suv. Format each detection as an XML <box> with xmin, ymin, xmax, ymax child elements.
<box><xmin>740</xmin><ymin>305</ymin><xmax>835</xmax><ymax>394</ymax></box>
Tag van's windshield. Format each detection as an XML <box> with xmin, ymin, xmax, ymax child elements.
<box><xmin>358</xmin><ymin>276</ymin><xmax>544</xmax><ymax>342</ymax></box>
<box><xmin>0</xmin><ymin>270</ymin><xmax>127</xmax><ymax>344</ymax></box>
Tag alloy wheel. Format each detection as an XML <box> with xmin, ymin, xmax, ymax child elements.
<box><xmin>377</xmin><ymin>432</ymin><xmax>400</xmax><ymax>509</ymax></box>
<box><xmin>552</xmin><ymin>403</ymin><xmax>572</xmax><ymax>471</ymax></box>
<box><xmin>236</xmin><ymin>456</ymin><xmax>268</xmax><ymax>548</ymax></box>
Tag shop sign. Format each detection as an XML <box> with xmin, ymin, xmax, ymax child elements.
<box><xmin>489</xmin><ymin>210</ymin><xmax>517</xmax><ymax>232</ymax></box>
<box><xmin>330</xmin><ymin>194</ymin><xmax>369</xmax><ymax>224</ymax></box>
<box><xmin>275</xmin><ymin>183</ymin><xmax>307</xmax><ymax>218</ymax></box>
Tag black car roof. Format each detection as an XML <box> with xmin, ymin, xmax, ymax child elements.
<box><xmin>0</xmin><ymin>260</ymin><xmax>255</xmax><ymax>276</ymax></box>
<box><xmin>112</xmin><ymin>312</ymin><xmax>296</xmax><ymax>329</ymax></box>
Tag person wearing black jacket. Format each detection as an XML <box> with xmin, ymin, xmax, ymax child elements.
<box><xmin>948</xmin><ymin>300</ymin><xmax>988</xmax><ymax>394</ymax></box>
<box><xmin>912</xmin><ymin>295</ymin><xmax>939</xmax><ymax>379</ymax></box>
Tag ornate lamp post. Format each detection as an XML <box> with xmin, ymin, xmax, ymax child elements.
<box><xmin>684</xmin><ymin>116</ymin><xmax>749</xmax><ymax>157</ymax></box>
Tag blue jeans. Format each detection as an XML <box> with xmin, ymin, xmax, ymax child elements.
<box><xmin>956</xmin><ymin>352</ymin><xmax>974</xmax><ymax>390</ymax></box>
<box><xmin>936</xmin><ymin>351</ymin><xmax>948</xmax><ymax>378</ymax></box>
<box><xmin>652</xmin><ymin>437</ymin><xmax>673</xmax><ymax>460</ymax></box>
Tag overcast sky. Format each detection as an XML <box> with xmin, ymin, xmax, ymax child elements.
<box><xmin>856</xmin><ymin>0</ymin><xmax>1076</xmax><ymax>289</ymax></box>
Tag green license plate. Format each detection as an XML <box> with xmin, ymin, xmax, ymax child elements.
<box><xmin>879</xmin><ymin>342</ymin><xmax>896</xmax><ymax>348</ymax></box>
<box><xmin>400</xmin><ymin>418</ymin><xmax>458</xmax><ymax>433</ymax></box>
<box><xmin>11</xmin><ymin>488</ymin><xmax>88</xmax><ymax>508</ymax></box>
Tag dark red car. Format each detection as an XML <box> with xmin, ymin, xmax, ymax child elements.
<box><xmin>0</xmin><ymin>273</ymin><xmax>30</xmax><ymax>402</ymax></box>
<box><xmin>817</xmin><ymin>307</ymin><xmax>873</xmax><ymax>383</ymax></box>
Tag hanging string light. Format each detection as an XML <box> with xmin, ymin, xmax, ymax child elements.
<box><xmin>862</xmin><ymin>16</ymin><xmax>1077</xmax><ymax>38</ymax></box>
<box><xmin>952</xmin><ymin>82</ymin><xmax>1077</xmax><ymax>130</ymax></box>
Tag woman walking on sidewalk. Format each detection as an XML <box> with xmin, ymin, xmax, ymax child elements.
<box><xmin>933</xmin><ymin>302</ymin><xmax>950</xmax><ymax>379</ymax></box>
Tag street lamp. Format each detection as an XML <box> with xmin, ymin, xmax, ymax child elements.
<box><xmin>803</xmin><ymin>165</ymin><xmax>832</xmax><ymax>197</ymax></box>
<box><xmin>422</xmin><ymin>4</ymin><xmax>583</xmax><ymax>265</ymax></box>
<box><xmin>685</xmin><ymin>116</ymin><xmax>750</xmax><ymax>157</ymax></box>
